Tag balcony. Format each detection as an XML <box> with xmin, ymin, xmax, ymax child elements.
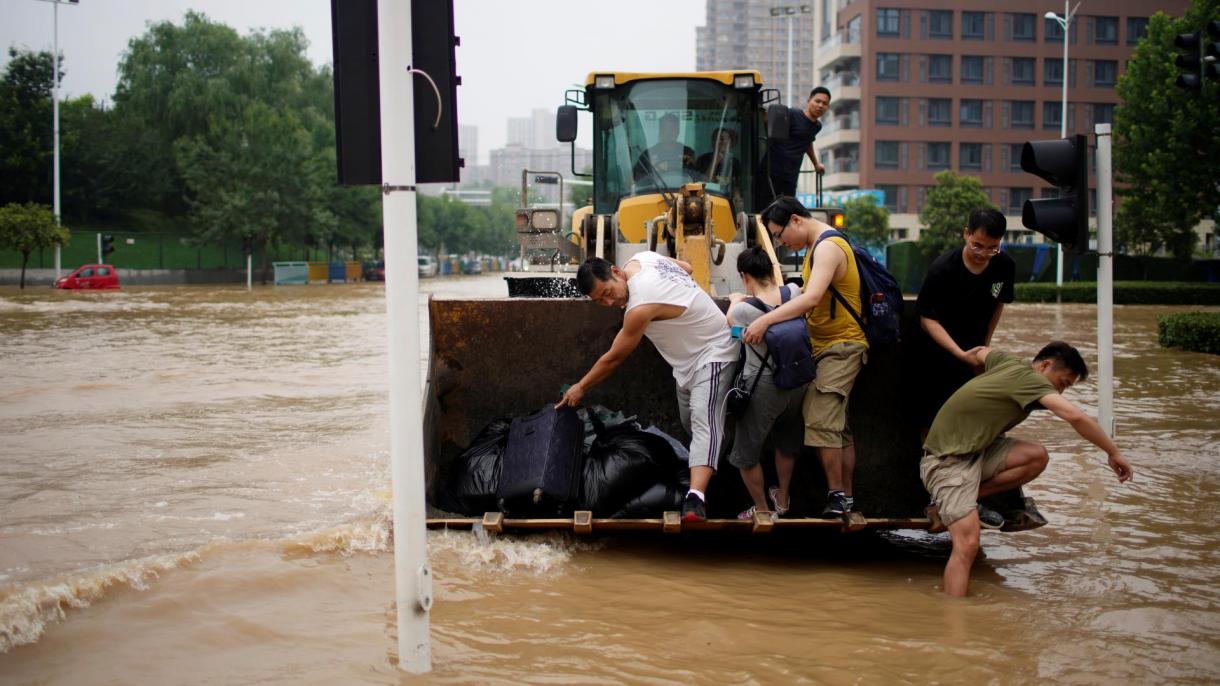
<box><xmin>816</xmin><ymin>31</ymin><xmax>861</xmax><ymax>70</ymax></box>
<box><xmin>818</xmin><ymin>127</ymin><xmax>860</xmax><ymax>149</ymax></box>
<box><xmin>821</xmin><ymin>171</ymin><xmax>860</xmax><ymax>190</ymax></box>
<box><xmin>820</xmin><ymin>72</ymin><xmax>861</xmax><ymax>103</ymax></box>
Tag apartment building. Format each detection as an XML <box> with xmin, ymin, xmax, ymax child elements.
<box><xmin>697</xmin><ymin>0</ymin><xmax>817</xmax><ymax>108</ymax></box>
<box><xmin>804</xmin><ymin>0</ymin><xmax>1190</xmax><ymax>242</ymax></box>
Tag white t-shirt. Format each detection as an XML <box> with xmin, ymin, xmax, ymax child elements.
<box><xmin>625</xmin><ymin>251</ymin><xmax>739</xmax><ymax>388</ymax></box>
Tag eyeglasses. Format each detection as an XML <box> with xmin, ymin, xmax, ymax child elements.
<box><xmin>770</xmin><ymin>221</ymin><xmax>789</xmax><ymax>244</ymax></box>
<box><xmin>967</xmin><ymin>242</ymin><xmax>1001</xmax><ymax>256</ymax></box>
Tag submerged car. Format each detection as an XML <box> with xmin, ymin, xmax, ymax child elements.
<box><xmin>418</xmin><ymin>255</ymin><xmax>438</xmax><ymax>278</ymax></box>
<box><xmin>55</xmin><ymin>264</ymin><xmax>121</xmax><ymax>290</ymax></box>
<box><xmin>364</xmin><ymin>260</ymin><xmax>385</xmax><ymax>281</ymax></box>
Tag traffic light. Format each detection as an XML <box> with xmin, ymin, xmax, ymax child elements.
<box><xmin>1207</xmin><ymin>20</ymin><xmax>1220</xmax><ymax>81</ymax></box>
<box><xmin>101</xmin><ymin>234</ymin><xmax>115</xmax><ymax>257</ymax></box>
<box><xmin>1175</xmin><ymin>31</ymin><xmax>1203</xmax><ymax>92</ymax></box>
<box><xmin>1020</xmin><ymin>134</ymin><xmax>1089</xmax><ymax>251</ymax></box>
<box><xmin>241</xmin><ymin>236</ymin><xmax>254</xmax><ymax>255</ymax></box>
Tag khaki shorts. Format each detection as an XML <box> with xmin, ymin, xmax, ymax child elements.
<box><xmin>803</xmin><ymin>342</ymin><xmax>868</xmax><ymax>448</ymax></box>
<box><xmin>919</xmin><ymin>437</ymin><xmax>1017</xmax><ymax>527</ymax></box>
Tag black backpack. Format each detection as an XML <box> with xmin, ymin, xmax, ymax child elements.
<box><xmin>743</xmin><ymin>285</ymin><xmax>817</xmax><ymax>390</ymax></box>
<box><xmin>813</xmin><ymin>230</ymin><xmax>904</xmax><ymax>348</ymax></box>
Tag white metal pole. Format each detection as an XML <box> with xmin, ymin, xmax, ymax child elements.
<box><xmin>246</xmin><ymin>252</ymin><xmax>252</xmax><ymax>291</ymax></box>
<box><xmin>1056</xmin><ymin>1</ymin><xmax>1069</xmax><ymax>288</ymax></box>
<box><xmin>377</xmin><ymin>0</ymin><xmax>432</xmax><ymax>673</ymax></box>
<box><xmin>53</xmin><ymin>1</ymin><xmax>62</xmax><ymax>279</ymax></box>
<box><xmin>95</xmin><ymin>232</ymin><xmax>100</xmax><ymax>263</ymax></box>
<box><xmin>1095</xmin><ymin>123</ymin><xmax>1114</xmax><ymax>437</ymax></box>
<box><xmin>786</xmin><ymin>15</ymin><xmax>794</xmax><ymax>109</ymax></box>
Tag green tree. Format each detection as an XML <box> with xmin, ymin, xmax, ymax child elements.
<box><xmin>1114</xmin><ymin>2</ymin><xmax>1220</xmax><ymax>259</ymax></box>
<box><xmin>0</xmin><ymin>203</ymin><xmax>69</xmax><ymax>288</ymax></box>
<box><xmin>175</xmin><ymin>102</ymin><xmax>333</xmax><ymax>282</ymax></box>
<box><xmin>0</xmin><ymin>49</ymin><xmax>58</xmax><ymax>206</ymax></box>
<box><xmin>918</xmin><ymin>170</ymin><xmax>997</xmax><ymax>257</ymax></box>
<box><xmin>842</xmin><ymin>195</ymin><xmax>890</xmax><ymax>250</ymax></box>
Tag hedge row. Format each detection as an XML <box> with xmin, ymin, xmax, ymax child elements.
<box><xmin>1158</xmin><ymin>312</ymin><xmax>1220</xmax><ymax>355</ymax></box>
<box><xmin>1014</xmin><ymin>282</ymin><xmax>1220</xmax><ymax>305</ymax></box>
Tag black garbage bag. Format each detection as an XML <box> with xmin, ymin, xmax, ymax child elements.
<box><xmin>434</xmin><ymin>418</ymin><xmax>510</xmax><ymax>515</ymax></box>
<box><xmin>581</xmin><ymin>424</ymin><xmax>684</xmax><ymax>516</ymax></box>
<box><xmin>609</xmin><ymin>468</ymin><xmax>690</xmax><ymax>518</ymax></box>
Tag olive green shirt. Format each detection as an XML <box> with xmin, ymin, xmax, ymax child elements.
<box><xmin>923</xmin><ymin>351</ymin><xmax>1056</xmax><ymax>457</ymax></box>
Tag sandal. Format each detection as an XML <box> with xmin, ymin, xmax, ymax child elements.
<box><xmin>768</xmin><ymin>486</ymin><xmax>790</xmax><ymax>516</ymax></box>
<box><xmin>737</xmin><ymin>505</ymin><xmax>757</xmax><ymax>520</ymax></box>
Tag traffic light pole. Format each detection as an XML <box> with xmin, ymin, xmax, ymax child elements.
<box><xmin>1095</xmin><ymin>123</ymin><xmax>1114</xmax><ymax>438</ymax></box>
<box><xmin>95</xmin><ymin>233</ymin><xmax>100</xmax><ymax>264</ymax></box>
<box><xmin>378</xmin><ymin>0</ymin><xmax>433</xmax><ymax>673</ymax></box>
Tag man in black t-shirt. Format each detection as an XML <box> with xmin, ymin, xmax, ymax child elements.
<box><xmin>915</xmin><ymin>208</ymin><xmax>1016</xmax><ymax>428</ymax></box>
<box><xmin>757</xmin><ymin>87</ymin><xmax>829</xmax><ymax>207</ymax></box>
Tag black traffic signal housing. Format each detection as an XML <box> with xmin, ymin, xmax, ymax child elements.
<box><xmin>1020</xmin><ymin>134</ymin><xmax>1089</xmax><ymax>252</ymax></box>
<box><xmin>330</xmin><ymin>0</ymin><xmax>462</xmax><ymax>185</ymax></box>
<box><xmin>101</xmin><ymin>234</ymin><xmax>115</xmax><ymax>257</ymax></box>
<box><xmin>1175</xmin><ymin>31</ymin><xmax>1203</xmax><ymax>92</ymax></box>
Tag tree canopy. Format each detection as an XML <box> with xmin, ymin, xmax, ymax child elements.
<box><xmin>1113</xmin><ymin>1</ymin><xmax>1220</xmax><ymax>258</ymax></box>
<box><xmin>0</xmin><ymin>202</ymin><xmax>69</xmax><ymax>288</ymax></box>
<box><xmin>917</xmin><ymin>171</ymin><xmax>997</xmax><ymax>257</ymax></box>
<box><xmin>842</xmin><ymin>195</ymin><xmax>890</xmax><ymax>251</ymax></box>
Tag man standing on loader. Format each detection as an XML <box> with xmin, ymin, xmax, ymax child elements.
<box><xmin>758</xmin><ymin>87</ymin><xmax>830</xmax><ymax>206</ymax></box>
<box><xmin>557</xmin><ymin>253</ymin><xmax>739</xmax><ymax>522</ymax></box>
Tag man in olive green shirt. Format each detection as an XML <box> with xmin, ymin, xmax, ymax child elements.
<box><xmin>920</xmin><ymin>341</ymin><xmax>1133</xmax><ymax>597</ymax></box>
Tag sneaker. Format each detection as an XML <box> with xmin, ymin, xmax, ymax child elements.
<box><xmin>977</xmin><ymin>503</ymin><xmax>1004</xmax><ymax>530</ymax></box>
<box><xmin>819</xmin><ymin>491</ymin><xmax>848</xmax><ymax>518</ymax></box>
<box><xmin>925</xmin><ymin>502</ymin><xmax>947</xmax><ymax>534</ymax></box>
<box><xmin>1001</xmin><ymin>497</ymin><xmax>1049</xmax><ymax>532</ymax></box>
<box><xmin>682</xmin><ymin>492</ymin><xmax>707</xmax><ymax>523</ymax></box>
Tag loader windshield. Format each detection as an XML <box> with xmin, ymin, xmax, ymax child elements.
<box><xmin>592</xmin><ymin>79</ymin><xmax>756</xmax><ymax>214</ymax></box>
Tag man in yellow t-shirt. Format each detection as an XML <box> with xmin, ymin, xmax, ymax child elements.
<box><xmin>744</xmin><ymin>196</ymin><xmax>868</xmax><ymax>518</ymax></box>
<box><xmin>922</xmin><ymin>342</ymin><xmax>1133</xmax><ymax>597</ymax></box>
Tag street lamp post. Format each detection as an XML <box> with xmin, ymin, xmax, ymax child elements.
<box><xmin>35</xmin><ymin>0</ymin><xmax>78</xmax><ymax>279</ymax></box>
<box><xmin>770</xmin><ymin>5</ymin><xmax>812</xmax><ymax>108</ymax></box>
<box><xmin>1045</xmin><ymin>2</ymin><xmax>1080</xmax><ymax>288</ymax></box>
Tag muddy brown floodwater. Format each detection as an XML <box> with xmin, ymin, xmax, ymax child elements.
<box><xmin>1</xmin><ymin>277</ymin><xmax>1217</xmax><ymax>684</ymax></box>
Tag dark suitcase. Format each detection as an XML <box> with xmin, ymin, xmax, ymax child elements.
<box><xmin>497</xmin><ymin>406</ymin><xmax>585</xmax><ymax>516</ymax></box>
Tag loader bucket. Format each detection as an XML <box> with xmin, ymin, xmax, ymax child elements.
<box><xmin>423</xmin><ymin>297</ymin><xmax>930</xmax><ymax>520</ymax></box>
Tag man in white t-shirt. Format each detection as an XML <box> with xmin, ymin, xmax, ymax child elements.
<box><xmin>557</xmin><ymin>253</ymin><xmax>740</xmax><ymax>522</ymax></box>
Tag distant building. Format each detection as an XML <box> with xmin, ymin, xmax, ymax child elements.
<box><xmin>488</xmin><ymin>144</ymin><xmax>592</xmax><ymax>188</ymax></box>
<box><xmin>507</xmin><ymin>109</ymin><xmax>557</xmax><ymax>150</ymax></box>
<box><xmin>696</xmin><ymin>0</ymin><xmax>815</xmax><ymax>109</ymax></box>
<box><xmin>811</xmin><ymin>0</ymin><xmax>1188</xmax><ymax>242</ymax></box>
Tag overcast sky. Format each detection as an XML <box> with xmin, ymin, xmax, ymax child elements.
<box><xmin>1</xmin><ymin>0</ymin><xmax>706</xmax><ymax>164</ymax></box>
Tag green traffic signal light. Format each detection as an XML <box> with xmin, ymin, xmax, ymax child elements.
<box><xmin>1020</xmin><ymin>134</ymin><xmax>1089</xmax><ymax>252</ymax></box>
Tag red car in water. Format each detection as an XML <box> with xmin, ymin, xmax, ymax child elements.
<box><xmin>55</xmin><ymin>264</ymin><xmax>121</xmax><ymax>290</ymax></box>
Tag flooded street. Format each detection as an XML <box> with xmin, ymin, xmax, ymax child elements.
<box><xmin>1</xmin><ymin>276</ymin><xmax>1217</xmax><ymax>684</ymax></box>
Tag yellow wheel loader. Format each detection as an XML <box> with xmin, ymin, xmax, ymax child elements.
<box><xmin>425</xmin><ymin>72</ymin><xmax>950</xmax><ymax>534</ymax></box>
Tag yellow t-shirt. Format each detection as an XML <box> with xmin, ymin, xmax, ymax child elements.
<box><xmin>801</xmin><ymin>235</ymin><xmax>868</xmax><ymax>354</ymax></box>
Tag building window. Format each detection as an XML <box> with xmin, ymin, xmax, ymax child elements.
<box><xmin>927</xmin><ymin>142</ymin><xmax>950</xmax><ymax>170</ymax></box>
<box><xmin>928</xmin><ymin>98</ymin><xmax>951</xmax><ymax>127</ymax></box>
<box><xmin>929</xmin><ymin>10</ymin><xmax>953</xmax><ymax>38</ymax></box>
<box><xmin>1008</xmin><ymin>187</ymin><xmax>1032</xmax><ymax>215</ymax></box>
<box><xmin>1094</xmin><ymin>16</ymin><xmax>1118</xmax><ymax>44</ymax></box>
<box><xmin>876</xmin><ymin>141</ymin><xmax>899</xmax><ymax>169</ymax></box>
<box><xmin>929</xmin><ymin>55</ymin><xmax>953</xmax><ymax>83</ymax></box>
<box><xmin>1011</xmin><ymin>101</ymin><xmax>1035</xmax><ymax>129</ymax></box>
<box><xmin>821</xmin><ymin>0</ymin><xmax>832</xmax><ymax>40</ymax></box>
<box><xmin>1043</xmin><ymin>101</ymin><xmax>1063</xmax><ymax>131</ymax></box>
<box><xmin>1094</xmin><ymin>103</ymin><xmax>1115</xmax><ymax>125</ymax></box>
<box><xmin>1012</xmin><ymin>57</ymin><xmax>1036</xmax><ymax>85</ymax></box>
<box><xmin>1093</xmin><ymin>60</ymin><xmax>1117</xmax><ymax>87</ymax></box>
<box><xmin>960</xmin><ymin>99</ymin><xmax>984</xmax><ymax>127</ymax></box>
<box><xmin>1127</xmin><ymin>17</ymin><xmax>1149</xmax><ymax>45</ymax></box>
<box><xmin>1011</xmin><ymin>13</ymin><xmax>1036</xmax><ymax>42</ymax></box>
<box><xmin>876</xmin><ymin>184</ymin><xmax>899</xmax><ymax>212</ymax></box>
<box><xmin>1045</xmin><ymin>16</ymin><xmax>1065</xmax><ymax>42</ymax></box>
<box><xmin>877</xmin><ymin>8</ymin><xmax>900</xmax><ymax>37</ymax></box>
<box><xmin>1008</xmin><ymin>143</ymin><xmax>1024</xmax><ymax>172</ymax></box>
<box><xmin>876</xmin><ymin>96</ymin><xmax>900</xmax><ymax>125</ymax></box>
<box><xmin>847</xmin><ymin>15</ymin><xmax>862</xmax><ymax>43</ymax></box>
<box><xmin>962</xmin><ymin>11</ymin><xmax>985</xmax><ymax>40</ymax></box>
<box><xmin>960</xmin><ymin>143</ymin><xmax>982</xmax><ymax>170</ymax></box>
<box><xmin>877</xmin><ymin>53</ymin><xmax>901</xmax><ymax>81</ymax></box>
<box><xmin>1045</xmin><ymin>59</ymin><xmax>1064</xmax><ymax>86</ymax></box>
<box><xmin>961</xmin><ymin>55</ymin><xmax>984</xmax><ymax>84</ymax></box>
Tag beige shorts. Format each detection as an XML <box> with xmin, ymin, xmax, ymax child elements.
<box><xmin>919</xmin><ymin>437</ymin><xmax>1017</xmax><ymax>527</ymax></box>
<box><xmin>803</xmin><ymin>342</ymin><xmax>868</xmax><ymax>448</ymax></box>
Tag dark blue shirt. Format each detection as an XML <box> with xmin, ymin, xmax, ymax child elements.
<box><xmin>768</xmin><ymin>106</ymin><xmax>821</xmax><ymax>182</ymax></box>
